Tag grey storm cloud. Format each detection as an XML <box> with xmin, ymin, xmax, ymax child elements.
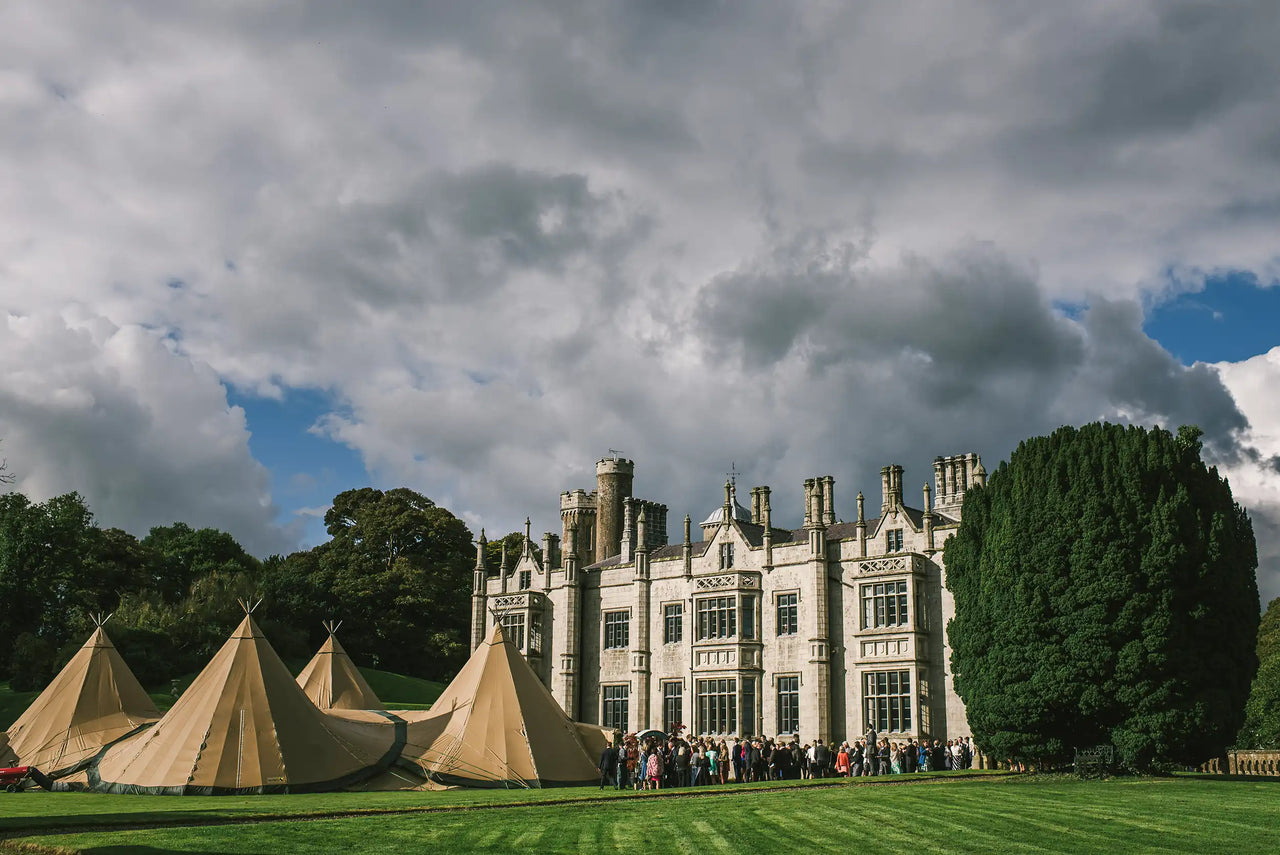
<box><xmin>694</xmin><ymin>234</ymin><xmax>1259</xmax><ymax>484</ymax></box>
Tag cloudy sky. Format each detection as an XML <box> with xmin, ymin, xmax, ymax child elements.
<box><xmin>2</xmin><ymin>2</ymin><xmax>1279</xmax><ymax>603</ymax></box>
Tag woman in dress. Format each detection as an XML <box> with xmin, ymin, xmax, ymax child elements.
<box><xmin>705</xmin><ymin>742</ymin><xmax>718</xmax><ymax>786</ymax></box>
<box><xmin>646</xmin><ymin>744</ymin><xmax>664</xmax><ymax>790</ymax></box>
<box><xmin>835</xmin><ymin>743</ymin><xmax>851</xmax><ymax>777</ymax></box>
<box><xmin>629</xmin><ymin>742</ymin><xmax>642</xmax><ymax>790</ymax></box>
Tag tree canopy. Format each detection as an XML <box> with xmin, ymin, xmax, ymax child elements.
<box><xmin>259</xmin><ymin>487</ymin><xmax>474</xmax><ymax>680</ymax></box>
<box><xmin>1237</xmin><ymin>596</ymin><xmax>1280</xmax><ymax>749</ymax></box>
<box><xmin>0</xmin><ymin>483</ymin><xmax>478</xmax><ymax>692</ymax></box>
<box><xmin>945</xmin><ymin>422</ymin><xmax>1260</xmax><ymax>772</ymax></box>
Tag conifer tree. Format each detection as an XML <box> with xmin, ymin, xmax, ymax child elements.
<box><xmin>946</xmin><ymin>423</ymin><xmax>1259</xmax><ymax>771</ymax></box>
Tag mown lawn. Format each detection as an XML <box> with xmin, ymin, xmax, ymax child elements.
<box><xmin>3</xmin><ymin>775</ymin><xmax>1277</xmax><ymax>855</ymax></box>
<box><xmin>1</xmin><ymin>769</ymin><xmax>974</xmax><ymax>832</ymax></box>
<box><xmin>0</xmin><ymin>682</ymin><xmax>38</xmax><ymax>730</ymax></box>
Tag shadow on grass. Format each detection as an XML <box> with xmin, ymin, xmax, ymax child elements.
<box><xmin>1174</xmin><ymin>772</ymin><xmax>1280</xmax><ymax>783</ymax></box>
<box><xmin>80</xmin><ymin>849</ymin><xmax>269</xmax><ymax>855</ymax></box>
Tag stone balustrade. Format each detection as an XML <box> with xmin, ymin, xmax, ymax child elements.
<box><xmin>1198</xmin><ymin>750</ymin><xmax>1280</xmax><ymax>776</ymax></box>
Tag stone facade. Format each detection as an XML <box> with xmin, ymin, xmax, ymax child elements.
<box><xmin>471</xmin><ymin>452</ymin><xmax>986</xmax><ymax>745</ymax></box>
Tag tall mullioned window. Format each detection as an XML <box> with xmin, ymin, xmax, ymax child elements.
<box><xmin>720</xmin><ymin>542</ymin><xmax>734</xmax><ymax>569</ymax></box>
<box><xmin>603</xmin><ymin>685</ymin><xmax>629</xmax><ymax>730</ymax></box>
<box><xmin>500</xmin><ymin>613</ymin><xmax>525</xmax><ymax>648</ymax></box>
<box><xmin>741</xmin><ymin>677</ymin><xmax>757</xmax><ymax>736</ymax></box>
<box><xmin>662</xmin><ymin>682</ymin><xmax>683</xmax><ymax>735</ymax></box>
<box><xmin>741</xmin><ymin>594</ymin><xmax>757</xmax><ymax>640</ymax></box>
<box><xmin>862</xmin><ymin>580</ymin><xmax>909</xmax><ymax>628</ymax></box>
<box><xmin>886</xmin><ymin>528</ymin><xmax>904</xmax><ymax>552</ymax></box>
<box><xmin>777</xmin><ymin>675</ymin><xmax>800</xmax><ymax>735</ymax></box>
<box><xmin>604</xmin><ymin>610</ymin><xmax>630</xmax><ymax>649</ymax></box>
<box><xmin>663</xmin><ymin>603</ymin><xmax>684</xmax><ymax>644</ymax></box>
<box><xmin>864</xmin><ymin>670</ymin><xmax>912</xmax><ymax>733</ymax></box>
<box><xmin>696</xmin><ymin>678</ymin><xmax>737</xmax><ymax>735</ymax></box>
<box><xmin>696</xmin><ymin>596</ymin><xmax>737</xmax><ymax>640</ymax></box>
<box><xmin>776</xmin><ymin>592</ymin><xmax>798</xmax><ymax>635</ymax></box>
<box><xmin>529</xmin><ymin>612</ymin><xmax>542</xmax><ymax>653</ymax></box>
<box><xmin>519</xmin><ymin>569</ymin><xmax>531</xmax><ymax>590</ymax></box>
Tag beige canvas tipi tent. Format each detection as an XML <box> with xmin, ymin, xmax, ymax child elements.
<box><xmin>5</xmin><ymin>620</ymin><xmax>160</xmax><ymax>776</ymax></box>
<box><xmin>400</xmin><ymin>623</ymin><xmax>598</xmax><ymax>787</ymax></box>
<box><xmin>297</xmin><ymin>622</ymin><xmax>384</xmax><ymax>711</ymax></box>
<box><xmin>0</xmin><ymin>732</ymin><xmax>16</xmax><ymax>767</ymax></box>
<box><xmin>90</xmin><ymin>608</ymin><xmax>402</xmax><ymax>794</ymax></box>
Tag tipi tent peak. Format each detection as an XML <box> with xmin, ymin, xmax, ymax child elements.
<box><xmin>296</xmin><ymin>621</ymin><xmax>385</xmax><ymax>711</ymax></box>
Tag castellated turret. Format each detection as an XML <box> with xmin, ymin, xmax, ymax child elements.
<box><xmin>594</xmin><ymin>457</ymin><xmax>635</xmax><ymax>561</ymax></box>
<box><xmin>560</xmin><ymin>489</ymin><xmax>597</xmax><ymax>567</ymax></box>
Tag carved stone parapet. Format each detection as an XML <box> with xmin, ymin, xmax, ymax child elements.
<box><xmin>694</xmin><ymin>573</ymin><xmax>761</xmax><ymax>591</ymax></box>
<box><xmin>491</xmin><ymin>591</ymin><xmax>545</xmax><ymax>611</ymax></box>
<box><xmin>848</xmin><ymin>554</ymin><xmax>930</xmax><ymax>578</ymax></box>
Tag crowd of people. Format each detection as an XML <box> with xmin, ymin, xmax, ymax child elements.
<box><xmin>596</xmin><ymin>728</ymin><xmax>978</xmax><ymax>790</ymax></box>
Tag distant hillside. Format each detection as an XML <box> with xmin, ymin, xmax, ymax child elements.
<box><xmin>357</xmin><ymin>667</ymin><xmax>445</xmax><ymax>710</ymax></box>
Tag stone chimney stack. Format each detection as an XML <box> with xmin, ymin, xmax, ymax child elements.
<box><xmin>933</xmin><ymin>452</ymin><xmax>984</xmax><ymax>517</ymax></box>
<box><xmin>541</xmin><ymin>531</ymin><xmax>558</xmax><ymax>588</ymax></box>
<box><xmin>821</xmin><ymin>475</ymin><xmax>835</xmax><ymax>526</ymax></box>
<box><xmin>542</xmin><ymin>531</ymin><xmax>559</xmax><ymax>570</ymax></box>
<box><xmin>881</xmin><ymin>465</ymin><xmax>904</xmax><ymax>513</ymax></box>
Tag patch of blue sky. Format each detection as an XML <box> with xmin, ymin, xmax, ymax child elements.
<box><xmin>227</xmin><ymin>387</ymin><xmax>369</xmax><ymax>551</ymax></box>
<box><xmin>1144</xmin><ymin>270</ymin><xmax>1280</xmax><ymax>365</ymax></box>
<box><xmin>1051</xmin><ymin>299</ymin><xmax>1087</xmax><ymax>322</ymax></box>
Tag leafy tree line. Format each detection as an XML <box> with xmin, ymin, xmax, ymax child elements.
<box><xmin>1237</xmin><ymin>596</ymin><xmax>1280</xmax><ymax>749</ymax></box>
<box><xmin>946</xmin><ymin>423</ymin><xmax>1261</xmax><ymax>772</ymax></box>
<box><xmin>0</xmin><ymin>485</ymin><xmax>480</xmax><ymax>691</ymax></box>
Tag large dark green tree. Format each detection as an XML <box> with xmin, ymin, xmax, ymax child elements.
<box><xmin>946</xmin><ymin>423</ymin><xmax>1259</xmax><ymax>771</ymax></box>
<box><xmin>141</xmin><ymin>522</ymin><xmax>259</xmax><ymax>602</ymax></box>
<box><xmin>1237</xmin><ymin>597</ymin><xmax>1280</xmax><ymax>749</ymax></box>
<box><xmin>259</xmin><ymin>487</ymin><xmax>474</xmax><ymax>680</ymax></box>
<box><xmin>0</xmin><ymin>492</ymin><xmax>153</xmax><ymax>686</ymax></box>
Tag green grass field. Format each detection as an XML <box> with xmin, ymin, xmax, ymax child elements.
<box><xmin>1</xmin><ymin>774</ymin><xmax>1277</xmax><ymax>854</ymax></box>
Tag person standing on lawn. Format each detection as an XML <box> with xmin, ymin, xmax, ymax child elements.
<box><xmin>598</xmin><ymin>739</ymin><xmax>618</xmax><ymax>789</ymax></box>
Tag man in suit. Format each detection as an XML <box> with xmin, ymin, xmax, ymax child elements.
<box><xmin>864</xmin><ymin>723</ymin><xmax>879</xmax><ymax>775</ymax></box>
<box><xmin>598</xmin><ymin>739</ymin><xmax>618</xmax><ymax>789</ymax></box>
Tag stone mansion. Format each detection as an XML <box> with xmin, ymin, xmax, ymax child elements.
<box><xmin>470</xmin><ymin>452</ymin><xmax>986</xmax><ymax>745</ymax></box>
